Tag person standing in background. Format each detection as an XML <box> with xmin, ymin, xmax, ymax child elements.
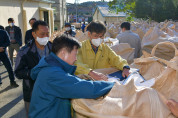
<box><xmin>64</xmin><ymin>23</ymin><xmax>76</xmax><ymax>37</ymax></box>
<box><xmin>25</xmin><ymin>18</ymin><xmax>37</xmax><ymax>44</ymax></box>
<box><xmin>116</xmin><ymin>22</ymin><xmax>141</xmax><ymax>58</ymax></box>
<box><xmin>0</xmin><ymin>25</ymin><xmax>5</xmax><ymax>30</ymax></box>
<box><xmin>0</xmin><ymin>29</ymin><xmax>19</xmax><ymax>87</ymax></box>
<box><xmin>81</xmin><ymin>22</ymin><xmax>86</xmax><ymax>33</ymax></box>
<box><xmin>5</xmin><ymin>18</ymin><xmax>22</xmax><ymax>65</ymax></box>
<box><xmin>0</xmin><ymin>25</ymin><xmax>5</xmax><ymax>66</ymax></box>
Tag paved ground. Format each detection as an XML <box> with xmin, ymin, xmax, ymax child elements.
<box><xmin>0</xmin><ymin>63</ymin><xmax>26</xmax><ymax>118</ymax></box>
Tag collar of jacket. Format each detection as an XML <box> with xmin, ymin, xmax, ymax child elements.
<box><xmin>123</xmin><ymin>30</ymin><xmax>132</xmax><ymax>33</ymax></box>
<box><xmin>28</xmin><ymin>39</ymin><xmax>52</xmax><ymax>53</ymax></box>
<box><xmin>6</xmin><ymin>26</ymin><xmax>17</xmax><ymax>30</ymax></box>
<box><xmin>85</xmin><ymin>39</ymin><xmax>103</xmax><ymax>51</ymax></box>
<box><xmin>45</xmin><ymin>52</ymin><xmax>77</xmax><ymax>75</ymax></box>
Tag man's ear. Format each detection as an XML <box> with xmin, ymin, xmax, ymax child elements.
<box><xmin>88</xmin><ymin>31</ymin><xmax>92</xmax><ymax>39</ymax></box>
<box><xmin>58</xmin><ymin>48</ymin><xmax>67</xmax><ymax>59</ymax></box>
<box><xmin>32</xmin><ymin>32</ymin><xmax>36</xmax><ymax>39</ymax></box>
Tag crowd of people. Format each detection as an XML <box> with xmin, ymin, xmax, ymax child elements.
<box><xmin>0</xmin><ymin>18</ymin><xmax>178</xmax><ymax>118</ymax></box>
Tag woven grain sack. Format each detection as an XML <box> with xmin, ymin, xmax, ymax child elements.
<box><xmin>132</xmin><ymin>41</ymin><xmax>178</xmax><ymax>100</ymax></box>
<box><xmin>72</xmin><ymin>80</ymin><xmax>174</xmax><ymax>118</ymax></box>
<box><xmin>75</xmin><ymin>31</ymin><xmax>89</xmax><ymax>42</ymax></box>
<box><xmin>150</xmin><ymin>42</ymin><xmax>178</xmax><ymax>100</ymax></box>
<box><xmin>111</xmin><ymin>43</ymin><xmax>135</xmax><ymax>64</ymax></box>
<box><xmin>141</xmin><ymin>26</ymin><xmax>178</xmax><ymax>60</ymax></box>
<box><xmin>75</xmin><ymin>30</ymin><xmax>84</xmax><ymax>39</ymax></box>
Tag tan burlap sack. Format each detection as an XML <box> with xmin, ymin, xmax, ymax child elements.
<box><xmin>133</xmin><ymin>28</ymin><xmax>145</xmax><ymax>40</ymax></box>
<box><xmin>72</xmin><ymin>80</ymin><xmax>174</xmax><ymax>118</ymax></box>
<box><xmin>107</xmin><ymin>24</ymin><xmax>120</xmax><ymax>38</ymax></box>
<box><xmin>75</xmin><ymin>30</ymin><xmax>84</xmax><ymax>39</ymax></box>
<box><xmin>141</xmin><ymin>26</ymin><xmax>178</xmax><ymax>60</ymax></box>
<box><xmin>151</xmin><ymin>42</ymin><xmax>178</xmax><ymax>100</ymax></box>
<box><xmin>111</xmin><ymin>43</ymin><xmax>135</xmax><ymax>64</ymax></box>
<box><xmin>132</xmin><ymin>42</ymin><xmax>178</xmax><ymax>100</ymax></box>
<box><xmin>75</xmin><ymin>31</ymin><xmax>89</xmax><ymax>42</ymax></box>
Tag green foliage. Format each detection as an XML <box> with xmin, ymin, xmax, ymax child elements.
<box><xmin>126</xmin><ymin>16</ymin><xmax>134</xmax><ymax>22</ymax></box>
<box><xmin>109</xmin><ymin>0</ymin><xmax>178</xmax><ymax>22</ymax></box>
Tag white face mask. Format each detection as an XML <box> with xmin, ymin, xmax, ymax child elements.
<box><xmin>36</xmin><ymin>37</ymin><xmax>49</xmax><ymax>46</ymax></box>
<box><xmin>9</xmin><ymin>23</ymin><xmax>14</xmax><ymax>27</ymax></box>
<box><xmin>91</xmin><ymin>38</ymin><xmax>103</xmax><ymax>47</ymax></box>
<box><xmin>65</xmin><ymin>27</ymin><xmax>71</xmax><ymax>31</ymax></box>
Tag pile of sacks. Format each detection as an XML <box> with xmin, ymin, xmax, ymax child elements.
<box><xmin>141</xmin><ymin>21</ymin><xmax>178</xmax><ymax>60</ymax></box>
<box><xmin>102</xmin><ymin>20</ymin><xmax>178</xmax><ymax>61</ymax></box>
<box><xmin>72</xmin><ymin>41</ymin><xmax>178</xmax><ymax>118</ymax></box>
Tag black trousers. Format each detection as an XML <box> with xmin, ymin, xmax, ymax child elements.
<box><xmin>0</xmin><ymin>51</ymin><xmax>15</xmax><ymax>82</ymax></box>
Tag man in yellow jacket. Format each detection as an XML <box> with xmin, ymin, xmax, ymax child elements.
<box><xmin>75</xmin><ymin>21</ymin><xmax>130</xmax><ymax>81</ymax></box>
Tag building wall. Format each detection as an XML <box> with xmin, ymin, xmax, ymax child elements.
<box><xmin>105</xmin><ymin>17</ymin><xmax>126</xmax><ymax>23</ymax></box>
<box><xmin>0</xmin><ymin>0</ymin><xmax>54</xmax><ymax>44</ymax></box>
<box><xmin>0</xmin><ymin>0</ymin><xmax>22</xmax><ymax>30</ymax></box>
<box><xmin>52</xmin><ymin>0</ymin><xmax>67</xmax><ymax>30</ymax></box>
<box><xmin>93</xmin><ymin>8</ymin><xmax>105</xmax><ymax>23</ymax></box>
<box><xmin>93</xmin><ymin>8</ymin><xmax>126</xmax><ymax>23</ymax></box>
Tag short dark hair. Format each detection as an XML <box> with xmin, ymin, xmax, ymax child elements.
<box><xmin>52</xmin><ymin>35</ymin><xmax>81</xmax><ymax>54</ymax></box>
<box><xmin>32</xmin><ymin>20</ymin><xmax>48</xmax><ymax>32</ymax></box>
<box><xmin>0</xmin><ymin>25</ymin><xmax>4</xmax><ymax>30</ymax></box>
<box><xmin>8</xmin><ymin>18</ymin><xmax>14</xmax><ymax>22</ymax></box>
<box><xmin>29</xmin><ymin>18</ymin><xmax>37</xmax><ymax>23</ymax></box>
<box><xmin>65</xmin><ymin>23</ymin><xmax>71</xmax><ymax>27</ymax></box>
<box><xmin>121</xmin><ymin>22</ymin><xmax>131</xmax><ymax>30</ymax></box>
<box><xmin>87</xmin><ymin>21</ymin><xmax>106</xmax><ymax>34</ymax></box>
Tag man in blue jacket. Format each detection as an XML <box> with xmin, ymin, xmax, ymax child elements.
<box><xmin>29</xmin><ymin>35</ymin><xmax>114</xmax><ymax>118</ymax></box>
<box><xmin>0</xmin><ymin>29</ymin><xmax>19</xmax><ymax>87</ymax></box>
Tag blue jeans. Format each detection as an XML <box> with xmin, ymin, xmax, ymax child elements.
<box><xmin>0</xmin><ymin>51</ymin><xmax>15</xmax><ymax>82</ymax></box>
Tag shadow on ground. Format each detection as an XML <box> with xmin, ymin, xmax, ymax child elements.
<box><xmin>0</xmin><ymin>94</ymin><xmax>23</xmax><ymax>117</ymax></box>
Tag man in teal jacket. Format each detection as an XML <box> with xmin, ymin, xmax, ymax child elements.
<box><xmin>29</xmin><ymin>35</ymin><xmax>114</xmax><ymax>118</ymax></box>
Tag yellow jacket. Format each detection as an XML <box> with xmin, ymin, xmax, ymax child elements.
<box><xmin>75</xmin><ymin>39</ymin><xmax>128</xmax><ymax>75</ymax></box>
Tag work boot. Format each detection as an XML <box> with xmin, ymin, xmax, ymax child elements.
<box><xmin>10</xmin><ymin>81</ymin><xmax>19</xmax><ymax>88</ymax></box>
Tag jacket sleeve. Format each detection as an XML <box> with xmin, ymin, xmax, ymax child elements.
<box><xmin>15</xmin><ymin>50</ymin><xmax>31</xmax><ymax>80</ymax></box>
<box><xmin>37</xmin><ymin>68</ymin><xmax>114</xmax><ymax>99</ymax></box>
<box><xmin>16</xmin><ymin>27</ymin><xmax>22</xmax><ymax>46</ymax></box>
<box><xmin>18</xmin><ymin>28</ymin><xmax>22</xmax><ymax>46</ymax></box>
<box><xmin>75</xmin><ymin>48</ymin><xmax>92</xmax><ymax>75</ymax></box>
<box><xmin>24</xmin><ymin>31</ymin><xmax>28</xmax><ymax>44</ymax></box>
<box><xmin>2</xmin><ymin>31</ymin><xmax>10</xmax><ymax>47</ymax></box>
<box><xmin>106</xmin><ymin>45</ymin><xmax>128</xmax><ymax>70</ymax></box>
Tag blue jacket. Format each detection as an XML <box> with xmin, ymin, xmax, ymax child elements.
<box><xmin>29</xmin><ymin>52</ymin><xmax>114</xmax><ymax>118</ymax></box>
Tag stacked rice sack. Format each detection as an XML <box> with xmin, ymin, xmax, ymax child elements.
<box><xmin>141</xmin><ymin>21</ymin><xmax>178</xmax><ymax>60</ymax></box>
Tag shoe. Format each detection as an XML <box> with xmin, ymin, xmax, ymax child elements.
<box><xmin>10</xmin><ymin>81</ymin><xmax>19</xmax><ymax>87</ymax></box>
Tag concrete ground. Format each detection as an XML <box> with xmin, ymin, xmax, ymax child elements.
<box><xmin>0</xmin><ymin>63</ymin><xmax>26</xmax><ymax>118</ymax></box>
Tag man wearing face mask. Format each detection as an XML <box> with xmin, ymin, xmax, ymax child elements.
<box><xmin>15</xmin><ymin>20</ymin><xmax>52</xmax><ymax>118</ymax></box>
<box><xmin>64</xmin><ymin>23</ymin><xmax>76</xmax><ymax>37</ymax></box>
<box><xmin>75</xmin><ymin>21</ymin><xmax>130</xmax><ymax>81</ymax></box>
<box><xmin>5</xmin><ymin>18</ymin><xmax>22</xmax><ymax>65</ymax></box>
